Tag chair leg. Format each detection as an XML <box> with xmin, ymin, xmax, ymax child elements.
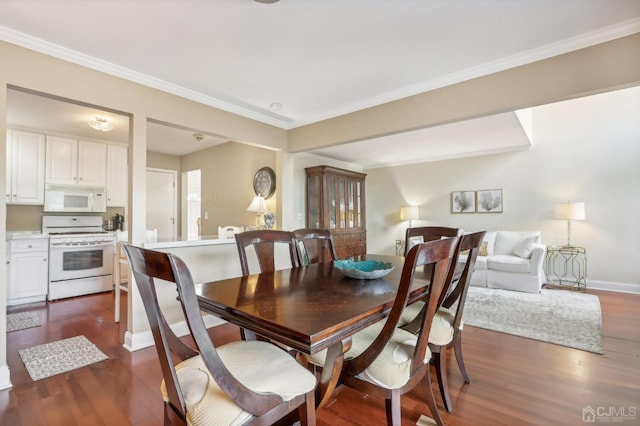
<box><xmin>421</xmin><ymin>367</ymin><xmax>445</xmax><ymax>426</ymax></box>
<box><xmin>299</xmin><ymin>391</ymin><xmax>316</xmax><ymax>426</ymax></box>
<box><xmin>433</xmin><ymin>349</ymin><xmax>453</xmax><ymax>413</ymax></box>
<box><xmin>385</xmin><ymin>389</ymin><xmax>402</xmax><ymax>426</ymax></box>
<box><xmin>453</xmin><ymin>339</ymin><xmax>470</xmax><ymax>383</ymax></box>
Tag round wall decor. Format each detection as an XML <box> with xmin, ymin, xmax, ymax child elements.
<box><xmin>253</xmin><ymin>166</ymin><xmax>276</xmax><ymax>199</ymax></box>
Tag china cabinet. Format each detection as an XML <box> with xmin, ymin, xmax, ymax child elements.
<box><xmin>305</xmin><ymin>165</ymin><xmax>366</xmax><ymax>259</ymax></box>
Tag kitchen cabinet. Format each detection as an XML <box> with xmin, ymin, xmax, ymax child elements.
<box><xmin>305</xmin><ymin>165</ymin><xmax>367</xmax><ymax>259</ymax></box>
<box><xmin>5</xmin><ymin>129</ymin><xmax>46</xmax><ymax>204</ymax></box>
<box><xmin>106</xmin><ymin>144</ymin><xmax>128</xmax><ymax>206</ymax></box>
<box><xmin>7</xmin><ymin>237</ymin><xmax>49</xmax><ymax>306</ymax></box>
<box><xmin>46</xmin><ymin>136</ymin><xmax>107</xmax><ymax>187</ymax></box>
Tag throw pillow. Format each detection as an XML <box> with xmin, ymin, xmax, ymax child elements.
<box><xmin>478</xmin><ymin>241</ymin><xmax>489</xmax><ymax>257</ymax></box>
<box><xmin>513</xmin><ymin>236</ymin><xmax>537</xmax><ymax>259</ymax></box>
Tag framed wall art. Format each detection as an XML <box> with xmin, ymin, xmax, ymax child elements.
<box><xmin>451</xmin><ymin>191</ymin><xmax>476</xmax><ymax>213</ymax></box>
<box><xmin>476</xmin><ymin>189</ymin><xmax>503</xmax><ymax>213</ymax></box>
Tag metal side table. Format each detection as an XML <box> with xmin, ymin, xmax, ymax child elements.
<box><xmin>545</xmin><ymin>245</ymin><xmax>587</xmax><ymax>291</ymax></box>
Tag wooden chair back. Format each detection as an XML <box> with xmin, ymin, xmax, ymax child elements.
<box><xmin>292</xmin><ymin>228</ymin><xmax>338</xmax><ymax>265</ymax></box>
<box><xmin>234</xmin><ymin>230</ymin><xmax>300</xmax><ymax>276</ymax></box>
<box><xmin>441</xmin><ymin>231</ymin><xmax>487</xmax><ymax>332</ymax></box>
<box><xmin>343</xmin><ymin>237</ymin><xmax>459</xmax><ymax>379</ymax></box>
<box><xmin>122</xmin><ymin>245</ymin><xmax>291</xmax><ymax>424</ymax></box>
<box><xmin>405</xmin><ymin>226</ymin><xmax>459</xmax><ymax>256</ymax></box>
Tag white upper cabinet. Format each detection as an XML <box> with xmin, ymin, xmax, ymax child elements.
<box><xmin>6</xmin><ymin>129</ymin><xmax>46</xmax><ymax>204</ymax></box>
<box><xmin>107</xmin><ymin>144</ymin><xmax>128</xmax><ymax>206</ymax></box>
<box><xmin>46</xmin><ymin>136</ymin><xmax>107</xmax><ymax>187</ymax></box>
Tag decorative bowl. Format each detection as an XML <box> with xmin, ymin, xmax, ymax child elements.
<box><xmin>333</xmin><ymin>259</ymin><xmax>395</xmax><ymax>280</ymax></box>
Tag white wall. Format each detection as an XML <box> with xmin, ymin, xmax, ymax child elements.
<box><xmin>365</xmin><ymin>87</ymin><xmax>640</xmax><ymax>289</ymax></box>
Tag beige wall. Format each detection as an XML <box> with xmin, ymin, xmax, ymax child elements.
<box><xmin>181</xmin><ymin>142</ymin><xmax>277</xmax><ymax>234</ymax></box>
<box><xmin>365</xmin><ymin>87</ymin><xmax>640</xmax><ymax>289</ymax></box>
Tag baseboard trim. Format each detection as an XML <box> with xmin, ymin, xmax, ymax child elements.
<box><xmin>0</xmin><ymin>364</ymin><xmax>12</xmax><ymax>390</ymax></box>
<box><xmin>587</xmin><ymin>279</ymin><xmax>640</xmax><ymax>294</ymax></box>
<box><xmin>123</xmin><ymin>314</ymin><xmax>226</xmax><ymax>352</ymax></box>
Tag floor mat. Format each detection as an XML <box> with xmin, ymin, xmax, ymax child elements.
<box><xmin>18</xmin><ymin>335</ymin><xmax>108</xmax><ymax>381</ymax></box>
<box><xmin>6</xmin><ymin>311</ymin><xmax>41</xmax><ymax>333</ymax></box>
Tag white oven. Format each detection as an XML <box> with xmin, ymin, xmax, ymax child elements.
<box><xmin>43</xmin><ymin>215</ymin><xmax>115</xmax><ymax>301</ymax></box>
<box><xmin>49</xmin><ymin>236</ymin><xmax>114</xmax><ymax>282</ymax></box>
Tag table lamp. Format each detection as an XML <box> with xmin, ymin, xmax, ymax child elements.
<box><xmin>554</xmin><ymin>201</ymin><xmax>585</xmax><ymax>246</ymax></box>
<box><xmin>247</xmin><ymin>195</ymin><xmax>267</xmax><ymax>227</ymax></box>
<box><xmin>400</xmin><ymin>206</ymin><xmax>419</xmax><ymax>228</ymax></box>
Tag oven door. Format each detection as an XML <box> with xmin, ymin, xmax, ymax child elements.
<box><xmin>49</xmin><ymin>242</ymin><xmax>114</xmax><ymax>282</ymax></box>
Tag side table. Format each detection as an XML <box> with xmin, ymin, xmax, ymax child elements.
<box><xmin>545</xmin><ymin>245</ymin><xmax>587</xmax><ymax>291</ymax></box>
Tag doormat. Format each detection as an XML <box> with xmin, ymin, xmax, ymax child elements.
<box><xmin>7</xmin><ymin>311</ymin><xmax>41</xmax><ymax>333</ymax></box>
<box><xmin>18</xmin><ymin>335</ymin><xmax>108</xmax><ymax>381</ymax></box>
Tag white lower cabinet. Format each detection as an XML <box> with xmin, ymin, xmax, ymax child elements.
<box><xmin>7</xmin><ymin>238</ymin><xmax>49</xmax><ymax>306</ymax></box>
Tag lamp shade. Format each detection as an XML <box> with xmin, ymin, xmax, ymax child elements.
<box><xmin>247</xmin><ymin>196</ymin><xmax>267</xmax><ymax>213</ymax></box>
<box><xmin>400</xmin><ymin>206</ymin><xmax>419</xmax><ymax>221</ymax></box>
<box><xmin>554</xmin><ymin>202</ymin><xmax>585</xmax><ymax>220</ymax></box>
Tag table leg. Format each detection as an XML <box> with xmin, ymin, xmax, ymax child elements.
<box><xmin>316</xmin><ymin>337</ymin><xmax>352</xmax><ymax>408</ymax></box>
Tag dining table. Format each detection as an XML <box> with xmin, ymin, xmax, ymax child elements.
<box><xmin>196</xmin><ymin>254</ymin><xmax>432</xmax><ymax>408</ymax></box>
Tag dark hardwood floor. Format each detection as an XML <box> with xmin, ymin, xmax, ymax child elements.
<box><xmin>2</xmin><ymin>288</ymin><xmax>639</xmax><ymax>425</ymax></box>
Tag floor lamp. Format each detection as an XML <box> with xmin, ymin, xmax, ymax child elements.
<box><xmin>554</xmin><ymin>201</ymin><xmax>585</xmax><ymax>247</ymax></box>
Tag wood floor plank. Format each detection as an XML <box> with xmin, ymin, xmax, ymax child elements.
<box><xmin>2</xmin><ymin>288</ymin><xmax>639</xmax><ymax>425</ymax></box>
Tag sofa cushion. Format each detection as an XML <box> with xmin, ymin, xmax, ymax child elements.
<box><xmin>482</xmin><ymin>232</ymin><xmax>497</xmax><ymax>256</ymax></box>
<box><xmin>494</xmin><ymin>231</ymin><xmax>540</xmax><ymax>256</ymax></box>
<box><xmin>487</xmin><ymin>255</ymin><xmax>531</xmax><ymax>273</ymax></box>
<box><xmin>513</xmin><ymin>236</ymin><xmax>538</xmax><ymax>259</ymax></box>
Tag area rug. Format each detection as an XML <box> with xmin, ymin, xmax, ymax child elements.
<box><xmin>463</xmin><ymin>286</ymin><xmax>603</xmax><ymax>354</ymax></box>
<box><xmin>18</xmin><ymin>335</ymin><xmax>108</xmax><ymax>381</ymax></box>
<box><xmin>6</xmin><ymin>311</ymin><xmax>41</xmax><ymax>333</ymax></box>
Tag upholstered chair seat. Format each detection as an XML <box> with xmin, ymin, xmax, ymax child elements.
<box><xmin>161</xmin><ymin>341</ymin><xmax>317</xmax><ymax>425</ymax></box>
<box><xmin>399</xmin><ymin>305</ymin><xmax>460</xmax><ymax>346</ymax></box>
<box><xmin>308</xmin><ymin>321</ymin><xmax>431</xmax><ymax>389</ymax></box>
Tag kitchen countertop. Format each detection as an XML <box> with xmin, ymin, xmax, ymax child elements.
<box><xmin>142</xmin><ymin>235</ymin><xmax>235</xmax><ymax>249</ymax></box>
<box><xmin>6</xmin><ymin>231</ymin><xmax>48</xmax><ymax>240</ymax></box>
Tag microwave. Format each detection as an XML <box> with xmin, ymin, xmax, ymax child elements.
<box><xmin>44</xmin><ymin>184</ymin><xmax>107</xmax><ymax>213</ymax></box>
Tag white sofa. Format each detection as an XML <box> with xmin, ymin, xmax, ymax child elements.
<box><xmin>466</xmin><ymin>231</ymin><xmax>546</xmax><ymax>293</ymax></box>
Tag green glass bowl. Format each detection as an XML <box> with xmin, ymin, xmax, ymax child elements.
<box><xmin>333</xmin><ymin>259</ymin><xmax>395</xmax><ymax>279</ymax></box>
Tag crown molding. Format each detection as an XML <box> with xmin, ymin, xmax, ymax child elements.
<box><xmin>2</xmin><ymin>19</ymin><xmax>639</xmax><ymax>131</ymax></box>
<box><xmin>0</xmin><ymin>25</ymin><xmax>292</xmax><ymax>129</ymax></box>
<box><xmin>287</xmin><ymin>19</ymin><xmax>640</xmax><ymax>128</ymax></box>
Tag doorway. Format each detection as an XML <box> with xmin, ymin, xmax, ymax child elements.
<box><xmin>146</xmin><ymin>168</ymin><xmax>177</xmax><ymax>240</ymax></box>
<box><xmin>182</xmin><ymin>169</ymin><xmax>201</xmax><ymax>238</ymax></box>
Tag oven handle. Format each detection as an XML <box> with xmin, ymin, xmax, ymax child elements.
<box><xmin>50</xmin><ymin>242</ymin><xmax>115</xmax><ymax>249</ymax></box>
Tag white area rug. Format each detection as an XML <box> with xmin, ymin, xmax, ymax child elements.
<box><xmin>463</xmin><ymin>287</ymin><xmax>603</xmax><ymax>354</ymax></box>
<box><xmin>18</xmin><ymin>335</ymin><xmax>108</xmax><ymax>381</ymax></box>
<box><xmin>7</xmin><ymin>311</ymin><xmax>41</xmax><ymax>333</ymax></box>
<box><xmin>416</xmin><ymin>415</ymin><xmax>437</xmax><ymax>425</ymax></box>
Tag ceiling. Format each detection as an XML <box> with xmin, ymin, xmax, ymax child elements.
<box><xmin>1</xmin><ymin>1</ymin><xmax>639</xmax><ymax>164</ymax></box>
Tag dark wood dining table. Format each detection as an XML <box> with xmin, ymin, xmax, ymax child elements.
<box><xmin>196</xmin><ymin>254</ymin><xmax>432</xmax><ymax>408</ymax></box>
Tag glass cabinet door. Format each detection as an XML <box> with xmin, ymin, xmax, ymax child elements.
<box><xmin>307</xmin><ymin>175</ymin><xmax>320</xmax><ymax>228</ymax></box>
<box><xmin>328</xmin><ymin>174</ymin><xmax>336</xmax><ymax>229</ymax></box>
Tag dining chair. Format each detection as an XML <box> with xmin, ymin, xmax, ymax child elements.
<box><xmin>399</xmin><ymin>230</ymin><xmax>486</xmax><ymax>413</ymax></box>
<box><xmin>122</xmin><ymin>244</ymin><xmax>317</xmax><ymax>426</ymax></box>
<box><xmin>292</xmin><ymin>228</ymin><xmax>338</xmax><ymax>265</ymax></box>
<box><xmin>307</xmin><ymin>237</ymin><xmax>459</xmax><ymax>426</ymax></box>
<box><xmin>234</xmin><ymin>230</ymin><xmax>301</xmax><ymax>276</ymax></box>
<box><xmin>404</xmin><ymin>226</ymin><xmax>459</xmax><ymax>256</ymax></box>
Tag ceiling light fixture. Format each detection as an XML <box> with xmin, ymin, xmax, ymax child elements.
<box><xmin>193</xmin><ymin>133</ymin><xmax>205</xmax><ymax>142</ymax></box>
<box><xmin>255</xmin><ymin>0</ymin><xmax>280</xmax><ymax>3</ymax></box>
<box><xmin>88</xmin><ymin>117</ymin><xmax>114</xmax><ymax>132</ymax></box>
